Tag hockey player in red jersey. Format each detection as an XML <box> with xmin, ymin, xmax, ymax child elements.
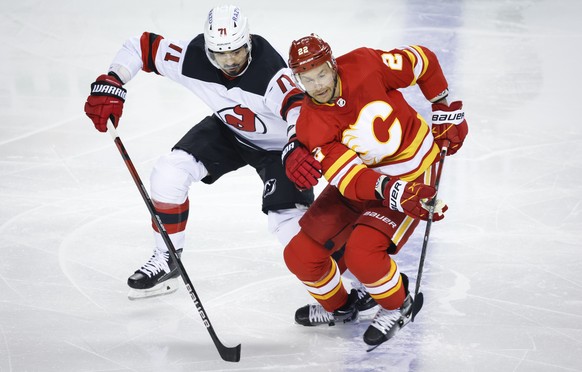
<box><xmin>283</xmin><ymin>34</ymin><xmax>468</xmax><ymax>348</ymax></box>
<box><xmin>83</xmin><ymin>5</ymin><xmax>318</xmax><ymax>300</ymax></box>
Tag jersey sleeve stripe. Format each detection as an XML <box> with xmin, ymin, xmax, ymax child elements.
<box><xmin>326</xmin><ymin>156</ymin><xmax>362</xmax><ymax>189</ymax></box>
<box><xmin>409</xmin><ymin>45</ymin><xmax>430</xmax><ymax>79</ymax></box>
<box><xmin>323</xmin><ymin>150</ymin><xmax>358</xmax><ymax>180</ymax></box>
<box><xmin>139</xmin><ymin>32</ymin><xmax>163</xmax><ymax>75</ymax></box>
<box><xmin>280</xmin><ymin>92</ymin><xmax>304</xmax><ymax>120</ymax></box>
<box><xmin>400</xmin><ymin>45</ymin><xmax>429</xmax><ymax>85</ymax></box>
<box><xmin>338</xmin><ymin>163</ymin><xmax>367</xmax><ymax>195</ymax></box>
<box><xmin>373</xmin><ymin>133</ymin><xmax>439</xmax><ymax>181</ymax></box>
<box><xmin>401</xmin><ymin>49</ymin><xmax>418</xmax><ymax>86</ymax></box>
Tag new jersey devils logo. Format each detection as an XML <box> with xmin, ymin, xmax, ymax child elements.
<box><xmin>263</xmin><ymin>178</ymin><xmax>277</xmax><ymax>197</ymax></box>
<box><xmin>217</xmin><ymin>105</ymin><xmax>267</xmax><ymax>133</ymax></box>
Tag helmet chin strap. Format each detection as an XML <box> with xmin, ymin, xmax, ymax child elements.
<box><xmin>326</xmin><ymin>73</ymin><xmax>339</xmax><ymax>104</ymax></box>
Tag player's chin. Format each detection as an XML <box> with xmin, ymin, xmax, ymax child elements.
<box><xmin>311</xmin><ymin>90</ymin><xmax>331</xmax><ymax>103</ymax></box>
<box><xmin>223</xmin><ymin>65</ymin><xmax>241</xmax><ymax>75</ymax></box>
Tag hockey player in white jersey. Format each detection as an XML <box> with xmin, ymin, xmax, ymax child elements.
<box><xmin>83</xmin><ymin>5</ymin><xmax>317</xmax><ymax>300</ymax></box>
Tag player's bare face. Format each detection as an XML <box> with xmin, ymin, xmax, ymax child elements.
<box><xmin>212</xmin><ymin>46</ymin><xmax>249</xmax><ymax>76</ymax></box>
<box><xmin>298</xmin><ymin>63</ymin><xmax>337</xmax><ymax>103</ymax></box>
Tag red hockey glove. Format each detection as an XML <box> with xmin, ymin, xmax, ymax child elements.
<box><xmin>431</xmin><ymin>100</ymin><xmax>468</xmax><ymax>155</ymax></box>
<box><xmin>282</xmin><ymin>139</ymin><xmax>322</xmax><ymax>190</ymax></box>
<box><xmin>379</xmin><ymin>176</ymin><xmax>447</xmax><ymax>221</ymax></box>
<box><xmin>84</xmin><ymin>74</ymin><xmax>127</xmax><ymax>132</ymax></box>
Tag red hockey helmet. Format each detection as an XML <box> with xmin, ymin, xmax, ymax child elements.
<box><xmin>288</xmin><ymin>34</ymin><xmax>336</xmax><ymax>74</ymax></box>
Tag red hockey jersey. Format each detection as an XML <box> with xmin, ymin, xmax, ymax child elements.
<box><xmin>296</xmin><ymin>45</ymin><xmax>448</xmax><ymax>201</ymax></box>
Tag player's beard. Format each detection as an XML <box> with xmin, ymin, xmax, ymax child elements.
<box><xmin>222</xmin><ymin>62</ymin><xmax>245</xmax><ymax>76</ymax></box>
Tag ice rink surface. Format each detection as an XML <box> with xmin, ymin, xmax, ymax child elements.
<box><xmin>1</xmin><ymin>0</ymin><xmax>581</xmax><ymax>371</ymax></box>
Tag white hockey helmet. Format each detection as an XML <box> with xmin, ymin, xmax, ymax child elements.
<box><xmin>204</xmin><ymin>5</ymin><xmax>252</xmax><ymax>73</ymax></box>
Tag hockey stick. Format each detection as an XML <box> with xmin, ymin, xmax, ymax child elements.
<box><xmin>106</xmin><ymin>121</ymin><xmax>241</xmax><ymax>362</ymax></box>
<box><xmin>411</xmin><ymin>141</ymin><xmax>449</xmax><ymax>322</ymax></box>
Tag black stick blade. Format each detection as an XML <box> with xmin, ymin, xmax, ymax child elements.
<box><xmin>411</xmin><ymin>292</ymin><xmax>424</xmax><ymax>322</ymax></box>
<box><xmin>218</xmin><ymin>343</ymin><xmax>241</xmax><ymax>362</ymax></box>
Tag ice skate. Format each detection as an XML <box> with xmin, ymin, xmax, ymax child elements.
<box><xmin>351</xmin><ymin>281</ymin><xmax>379</xmax><ymax>317</ymax></box>
<box><xmin>127</xmin><ymin>248</ymin><xmax>182</xmax><ymax>300</ymax></box>
<box><xmin>363</xmin><ymin>293</ymin><xmax>414</xmax><ymax>351</ymax></box>
<box><xmin>295</xmin><ymin>289</ymin><xmax>359</xmax><ymax>326</ymax></box>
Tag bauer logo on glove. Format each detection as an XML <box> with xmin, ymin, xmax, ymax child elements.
<box><xmin>432</xmin><ymin>111</ymin><xmax>464</xmax><ymax>125</ymax></box>
<box><xmin>431</xmin><ymin>100</ymin><xmax>468</xmax><ymax>156</ymax></box>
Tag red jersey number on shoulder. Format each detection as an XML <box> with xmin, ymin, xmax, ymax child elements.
<box><xmin>342</xmin><ymin>101</ymin><xmax>402</xmax><ymax>165</ymax></box>
<box><xmin>276</xmin><ymin>74</ymin><xmax>297</xmax><ymax>93</ymax></box>
<box><xmin>164</xmin><ymin>43</ymin><xmax>183</xmax><ymax>63</ymax></box>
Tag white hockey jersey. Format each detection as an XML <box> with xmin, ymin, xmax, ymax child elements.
<box><xmin>108</xmin><ymin>32</ymin><xmax>303</xmax><ymax>151</ymax></box>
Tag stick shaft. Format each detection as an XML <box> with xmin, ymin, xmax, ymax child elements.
<box><xmin>107</xmin><ymin>122</ymin><xmax>241</xmax><ymax>362</ymax></box>
<box><xmin>413</xmin><ymin>144</ymin><xmax>449</xmax><ymax>298</ymax></box>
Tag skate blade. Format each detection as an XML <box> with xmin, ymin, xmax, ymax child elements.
<box><xmin>127</xmin><ymin>278</ymin><xmax>180</xmax><ymax>300</ymax></box>
<box><xmin>366</xmin><ymin>343</ymin><xmax>382</xmax><ymax>352</ymax></box>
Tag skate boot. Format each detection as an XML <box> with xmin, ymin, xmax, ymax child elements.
<box><xmin>363</xmin><ymin>274</ymin><xmax>414</xmax><ymax>350</ymax></box>
<box><xmin>351</xmin><ymin>281</ymin><xmax>379</xmax><ymax>317</ymax></box>
<box><xmin>295</xmin><ymin>289</ymin><xmax>359</xmax><ymax>326</ymax></box>
<box><xmin>127</xmin><ymin>248</ymin><xmax>182</xmax><ymax>300</ymax></box>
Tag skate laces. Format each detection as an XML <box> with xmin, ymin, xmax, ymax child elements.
<box><xmin>371</xmin><ymin>307</ymin><xmax>402</xmax><ymax>334</ymax></box>
<box><xmin>308</xmin><ymin>304</ymin><xmax>334</xmax><ymax>324</ymax></box>
<box><xmin>139</xmin><ymin>249</ymin><xmax>171</xmax><ymax>278</ymax></box>
<box><xmin>352</xmin><ymin>281</ymin><xmax>369</xmax><ymax>301</ymax></box>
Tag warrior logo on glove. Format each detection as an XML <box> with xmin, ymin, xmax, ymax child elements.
<box><xmin>90</xmin><ymin>82</ymin><xmax>127</xmax><ymax>100</ymax></box>
<box><xmin>84</xmin><ymin>74</ymin><xmax>127</xmax><ymax>132</ymax></box>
